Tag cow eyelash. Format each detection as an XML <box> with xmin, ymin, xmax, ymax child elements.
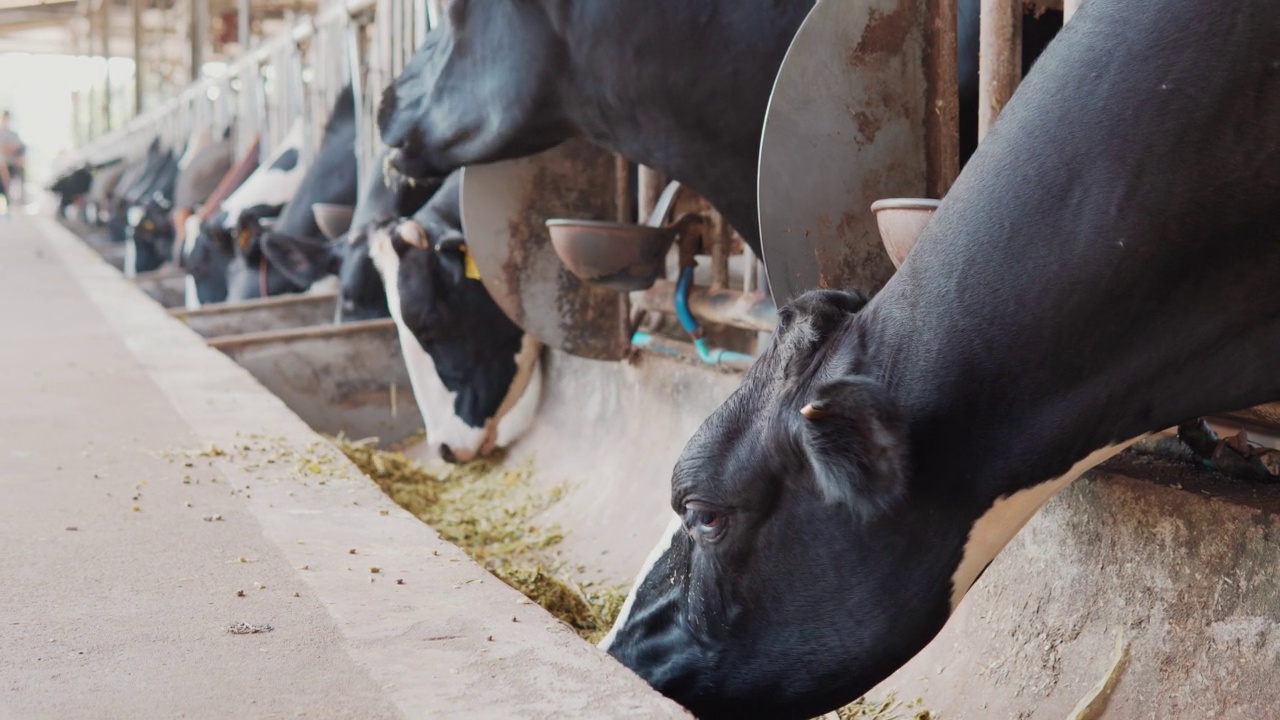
<box><xmin>682</xmin><ymin>502</ymin><xmax>727</xmax><ymax>542</ymax></box>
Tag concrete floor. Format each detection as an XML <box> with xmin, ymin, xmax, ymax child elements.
<box><xmin>0</xmin><ymin>216</ymin><xmax>688</xmax><ymax>719</ymax></box>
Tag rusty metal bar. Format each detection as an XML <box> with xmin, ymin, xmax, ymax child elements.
<box><xmin>709</xmin><ymin>216</ymin><xmax>730</xmax><ymax>292</ymax></box>
<box><xmin>633</xmin><ymin>280</ymin><xmax>777</xmax><ymax>334</ymax></box>
<box><xmin>99</xmin><ymin>0</ymin><xmax>111</xmax><ymax>132</ymax></box>
<box><xmin>614</xmin><ymin>155</ymin><xmax>632</xmax><ymax>224</ymax></box>
<box><xmin>133</xmin><ymin>0</ymin><xmax>143</xmax><ymax>114</ymax></box>
<box><xmin>978</xmin><ymin>0</ymin><xmax>1022</xmax><ymax>141</ymax></box>
<box><xmin>742</xmin><ymin>249</ymin><xmax>759</xmax><ymax>296</ymax></box>
<box><xmin>637</xmin><ymin>166</ymin><xmax>667</xmax><ymax>224</ymax></box>
<box><xmin>925</xmin><ymin>0</ymin><xmax>959</xmax><ymax>197</ymax></box>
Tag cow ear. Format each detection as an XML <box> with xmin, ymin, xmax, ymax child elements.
<box><xmin>260</xmin><ymin>233</ymin><xmax>337</xmax><ymax>289</ymax></box>
<box><xmin>799</xmin><ymin>375</ymin><xmax>909</xmax><ymax>518</ymax></box>
<box><xmin>434</xmin><ymin>228</ymin><xmax>466</xmax><ymax>254</ymax></box>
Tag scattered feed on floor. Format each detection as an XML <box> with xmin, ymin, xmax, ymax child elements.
<box><xmin>227</xmin><ymin>622</ymin><xmax>274</xmax><ymax>635</ymax></box>
<box><xmin>333</xmin><ymin>436</ymin><xmax>625</xmax><ymax>643</ymax></box>
<box><xmin>836</xmin><ymin>693</ymin><xmax>935</xmax><ymax>720</ymax></box>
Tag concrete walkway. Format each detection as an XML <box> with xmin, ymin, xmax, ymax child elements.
<box><xmin>0</xmin><ymin>217</ymin><xmax>688</xmax><ymax>719</ymax></box>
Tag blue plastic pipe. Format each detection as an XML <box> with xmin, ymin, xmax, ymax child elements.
<box><xmin>630</xmin><ymin>266</ymin><xmax>756</xmax><ymax>367</ymax></box>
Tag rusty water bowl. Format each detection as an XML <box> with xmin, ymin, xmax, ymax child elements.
<box><xmin>546</xmin><ymin>219</ymin><xmax>677</xmax><ymax>293</ymax></box>
<box><xmin>870</xmin><ymin>198</ymin><xmax>941</xmax><ymax>269</ymax></box>
<box><xmin>312</xmin><ymin>203</ymin><xmax>355</xmax><ymax>241</ymax></box>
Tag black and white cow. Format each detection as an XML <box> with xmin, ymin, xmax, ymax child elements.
<box><xmin>602</xmin><ymin>0</ymin><xmax>1280</xmax><ymax>718</ymax></box>
<box><xmin>376</xmin><ymin>0</ymin><xmax>1060</xmax><ymax>258</ymax></box>
<box><xmin>83</xmin><ymin>158</ymin><xmax>129</xmax><ymax>226</ymax></box>
<box><xmin>49</xmin><ymin>164</ymin><xmax>95</xmax><ymax>217</ymax></box>
<box><xmin>230</xmin><ymin>86</ymin><xmax>359</xmax><ymax>301</ymax></box>
<box><xmin>123</xmin><ymin>148</ymin><xmax>181</xmax><ymax>276</ymax></box>
<box><xmin>108</xmin><ymin>139</ymin><xmax>166</xmax><ymax>244</ymax></box>
<box><xmin>177</xmin><ymin>138</ymin><xmax>263</xmax><ymax>307</ymax></box>
<box><xmin>171</xmin><ymin>126</ymin><xmax>235</xmax><ymax>256</ymax></box>
<box><xmin>359</xmin><ymin>171</ymin><xmax>542</xmax><ymax>463</ymax></box>
<box><xmin>182</xmin><ymin>120</ymin><xmax>310</xmax><ymax>306</ymax></box>
<box><xmin>265</xmin><ymin>146</ymin><xmax>441</xmax><ymax>322</ymax></box>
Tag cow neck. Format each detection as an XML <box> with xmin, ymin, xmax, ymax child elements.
<box><xmin>561</xmin><ymin>1</ymin><xmax>813</xmax><ymax>252</ymax></box>
<box><xmin>848</xmin><ymin>0</ymin><xmax>1280</xmax><ymax>609</ymax></box>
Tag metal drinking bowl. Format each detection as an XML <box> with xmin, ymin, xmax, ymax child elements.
<box><xmin>546</xmin><ymin>219</ymin><xmax>678</xmax><ymax>293</ymax></box>
<box><xmin>312</xmin><ymin>203</ymin><xmax>356</xmax><ymax>241</ymax></box>
<box><xmin>870</xmin><ymin>198</ymin><xmax>941</xmax><ymax>269</ymax></box>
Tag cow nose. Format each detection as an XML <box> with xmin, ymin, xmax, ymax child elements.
<box><xmin>439</xmin><ymin>444</ymin><xmax>478</xmax><ymax>465</ymax></box>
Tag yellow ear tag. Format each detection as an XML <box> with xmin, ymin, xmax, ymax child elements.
<box><xmin>462</xmin><ymin>244</ymin><xmax>481</xmax><ymax>280</ymax></box>
<box><xmin>238</xmin><ymin>229</ymin><xmax>251</xmax><ymax>251</ymax></box>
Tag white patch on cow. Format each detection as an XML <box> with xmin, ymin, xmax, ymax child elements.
<box><xmin>219</xmin><ymin>119</ymin><xmax>309</xmax><ymax>231</ymax></box>
<box><xmin>367</xmin><ymin>229</ymin><xmax>486</xmax><ymax>458</ymax></box>
<box><xmin>494</xmin><ymin>338</ymin><xmax>543</xmax><ymax>449</ymax></box>
<box><xmin>123</xmin><ymin>237</ymin><xmax>137</xmax><ymax>279</ymax></box>
<box><xmin>949</xmin><ymin>436</ymin><xmax>1145</xmax><ymax>611</ymax></box>
<box><xmin>183</xmin><ymin>275</ymin><xmax>201</xmax><ymax>310</ymax></box>
<box><xmin>598</xmin><ymin>514</ymin><xmax>685</xmax><ymax>652</ymax></box>
<box><xmin>182</xmin><ymin>215</ymin><xmax>202</xmax><ymax>260</ymax></box>
<box><xmin>307</xmin><ymin>275</ymin><xmax>341</xmax><ymax>295</ymax></box>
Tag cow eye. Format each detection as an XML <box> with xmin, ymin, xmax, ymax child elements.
<box><xmin>683</xmin><ymin>503</ymin><xmax>726</xmax><ymax>541</ymax></box>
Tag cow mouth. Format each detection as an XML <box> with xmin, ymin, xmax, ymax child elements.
<box><xmin>385</xmin><ymin>146</ymin><xmax>439</xmax><ymax>185</ymax></box>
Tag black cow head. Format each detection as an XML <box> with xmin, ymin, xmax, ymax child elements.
<box><xmin>377</xmin><ymin>0</ymin><xmax>574</xmax><ymax>180</ymax></box>
<box><xmin>365</xmin><ymin>215</ymin><xmax>542</xmax><ymax>463</ymax></box>
<box><xmin>225</xmin><ymin>208</ymin><xmax>309</xmax><ymax>302</ymax></box>
<box><xmin>259</xmin><ymin>230</ymin><xmax>344</xmax><ymax>295</ymax></box>
<box><xmin>603</xmin><ymin>289</ymin><xmax>959</xmax><ymax>720</ymax></box>
<box><xmin>125</xmin><ymin>195</ymin><xmax>176</xmax><ymax>275</ymax></box>
<box><xmin>181</xmin><ymin>212</ymin><xmax>236</xmax><ymax>306</ymax></box>
<box><xmin>335</xmin><ymin>223</ymin><xmax>392</xmax><ymax>322</ymax></box>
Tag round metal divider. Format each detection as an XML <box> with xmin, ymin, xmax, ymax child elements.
<box><xmin>459</xmin><ymin>139</ymin><xmax>632</xmax><ymax>361</ymax></box>
<box><xmin>757</xmin><ymin>0</ymin><xmax>931</xmax><ymax>305</ymax></box>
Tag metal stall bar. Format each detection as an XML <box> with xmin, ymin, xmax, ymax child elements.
<box><xmin>978</xmin><ymin>0</ymin><xmax>1069</xmax><ymax>143</ymax></box>
<box><xmin>978</xmin><ymin>0</ymin><xmax>1021</xmax><ymax>141</ymax></box>
<box><xmin>926</xmin><ymin>0</ymin><xmax>959</xmax><ymax>197</ymax></box>
<box><xmin>426</xmin><ymin>0</ymin><xmax>444</xmax><ymax>29</ymax></box>
<box><xmin>62</xmin><ymin>0</ymin><xmax>378</xmax><ymax>173</ymax></box>
<box><xmin>346</xmin><ymin>19</ymin><xmax>369</xmax><ymax>195</ymax></box>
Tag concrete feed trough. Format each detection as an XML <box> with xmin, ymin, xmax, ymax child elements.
<box><xmin>208</xmin><ymin>319</ymin><xmax>423</xmax><ymax>448</ymax></box>
<box><xmin>170</xmin><ymin>292</ymin><xmax>340</xmax><ymax>338</ymax></box>
<box><xmin>132</xmin><ymin>265</ymin><xmax>188</xmax><ymax>308</ymax></box>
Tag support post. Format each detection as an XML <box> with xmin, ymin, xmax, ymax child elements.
<box><xmin>133</xmin><ymin>0</ymin><xmax>143</xmax><ymax>114</ymax></box>
<box><xmin>614</xmin><ymin>155</ymin><xmax>632</xmax><ymax>224</ymax></box>
<box><xmin>637</xmin><ymin>166</ymin><xmax>667</xmax><ymax>224</ymax></box>
<box><xmin>191</xmin><ymin>0</ymin><xmax>207</xmax><ymax>82</ymax></box>
<box><xmin>238</xmin><ymin>0</ymin><xmax>250</xmax><ymax>52</ymax></box>
<box><xmin>925</xmin><ymin>0</ymin><xmax>959</xmax><ymax>197</ymax></box>
<box><xmin>978</xmin><ymin>0</ymin><xmax>1021</xmax><ymax>141</ymax></box>
<box><xmin>99</xmin><ymin>0</ymin><xmax>112</xmax><ymax>132</ymax></box>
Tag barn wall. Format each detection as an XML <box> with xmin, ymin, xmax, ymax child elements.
<box><xmin>873</xmin><ymin>452</ymin><xmax>1280</xmax><ymax>718</ymax></box>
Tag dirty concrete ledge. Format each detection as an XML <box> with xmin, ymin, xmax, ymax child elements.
<box><xmin>13</xmin><ymin>217</ymin><xmax>689</xmax><ymax>719</ymax></box>
<box><xmin>873</xmin><ymin>451</ymin><xmax>1280</xmax><ymax>720</ymax></box>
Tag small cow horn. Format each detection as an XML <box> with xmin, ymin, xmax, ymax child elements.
<box><xmin>396</xmin><ymin>222</ymin><xmax>430</xmax><ymax>249</ymax></box>
<box><xmin>800</xmin><ymin>401</ymin><xmax>832</xmax><ymax>419</ymax></box>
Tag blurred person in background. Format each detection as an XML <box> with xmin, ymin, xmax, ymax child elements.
<box><xmin>0</xmin><ymin>110</ymin><xmax>26</xmax><ymax>206</ymax></box>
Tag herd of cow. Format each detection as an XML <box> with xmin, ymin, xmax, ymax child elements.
<box><xmin>46</xmin><ymin>0</ymin><xmax>1280</xmax><ymax>717</ymax></box>
<box><xmin>50</xmin><ymin>84</ymin><xmax>545</xmax><ymax>465</ymax></box>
